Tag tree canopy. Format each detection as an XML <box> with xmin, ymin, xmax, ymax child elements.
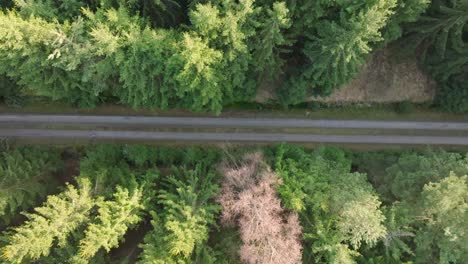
<box><xmin>1</xmin><ymin>0</ymin><xmax>464</xmax><ymax>112</ymax></box>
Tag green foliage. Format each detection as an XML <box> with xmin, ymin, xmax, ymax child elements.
<box><xmin>0</xmin><ymin>147</ymin><xmax>62</xmax><ymax>225</ymax></box>
<box><xmin>383</xmin><ymin>150</ymin><xmax>468</xmax><ymax>202</ymax></box>
<box><xmin>139</xmin><ymin>164</ymin><xmax>220</xmax><ymax>263</ymax></box>
<box><xmin>414</xmin><ymin>174</ymin><xmax>468</xmax><ymax>264</ymax></box>
<box><xmin>356</xmin><ymin>148</ymin><xmax>468</xmax><ymax>263</ymax></box>
<box><xmin>165</xmin><ymin>32</ymin><xmax>224</xmax><ymax>113</ymax></box>
<box><xmin>1</xmin><ymin>178</ymin><xmax>94</xmax><ymax>263</ymax></box>
<box><xmin>274</xmin><ymin>145</ymin><xmax>386</xmax><ymax>263</ymax></box>
<box><xmin>403</xmin><ymin>0</ymin><xmax>468</xmax><ymax>112</ymax></box>
<box><xmin>0</xmin><ymin>145</ymin><xmax>467</xmax><ymax>263</ymax></box>
<box><xmin>280</xmin><ymin>0</ymin><xmax>397</xmax><ymax>105</ymax></box>
<box><xmin>78</xmin><ymin>186</ymin><xmax>145</xmax><ymax>260</ymax></box>
<box><xmin>190</xmin><ymin>0</ymin><xmax>257</xmax><ymax>105</ymax></box>
<box><xmin>14</xmin><ymin>0</ymin><xmax>86</xmax><ymax>21</ymax></box>
<box><xmin>382</xmin><ymin>0</ymin><xmax>430</xmax><ymax>43</ymax></box>
<box><xmin>0</xmin><ymin>0</ymin><xmax>463</xmax><ymax>112</ymax></box>
<box><xmin>251</xmin><ymin>2</ymin><xmax>292</xmax><ymax>80</ymax></box>
<box><xmin>395</xmin><ymin>100</ymin><xmax>415</xmax><ymax>114</ymax></box>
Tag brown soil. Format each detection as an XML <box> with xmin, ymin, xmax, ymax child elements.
<box><xmin>255</xmin><ymin>48</ymin><xmax>436</xmax><ymax>103</ymax></box>
<box><xmin>311</xmin><ymin>48</ymin><xmax>436</xmax><ymax>103</ymax></box>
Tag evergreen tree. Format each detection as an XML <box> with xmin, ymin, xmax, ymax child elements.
<box><xmin>190</xmin><ymin>0</ymin><xmax>257</xmax><ymax>104</ymax></box>
<box><xmin>382</xmin><ymin>0</ymin><xmax>430</xmax><ymax>43</ymax></box>
<box><xmin>164</xmin><ymin>32</ymin><xmax>224</xmax><ymax>113</ymax></box>
<box><xmin>139</xmin><ymin>165</ymin><xmax>220</xmax><ymax>263</ymax></box>
<box><xmin>251</xmin><ymin>2</ymin><xmax>292</xmax><ymax>81</ymax></box>
<box><xmin>281</xmin><ymin>0</ymin><xmax>396</xmax><ymax>104</ymax></box>
<box><xmin>1</xmin><ymin>178</ymin><xmax>94</xmax><ymax>263</ymax></box>
<box><xmin>403</xmin><ymin>0</ymin><xmax>468</xmax><ymax>112</ymax></box>
<box><xmin>13</xmin><ymin>0</ymin><xmax>86</xmax><ymax>21</ymax></box>
<box><xmin>78</xmin><ymin>186</ymin><xmax>145</xmax><ymax>260</ymax></box>
<box><xmin>0</xmin><ymin>147</ymin><xmax>62</xmax><ymax>225</ymax></box>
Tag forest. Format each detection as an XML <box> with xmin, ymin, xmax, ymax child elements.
<box><xmin>0</xmin><ymin>0</ymin><xmax>467</xmax><ymax>113</ymax></box>
<box><xmin>0</xmin><ymin>143</ymin><xmax>466</xmax><ymax>264</ymax></box>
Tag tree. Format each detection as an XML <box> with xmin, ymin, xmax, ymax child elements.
<box><xmin>279</xmin><ymin>0</ymin><xmax>397</xmax><ymax>104</ymax></box>
<box><xmin>274</xmin><ymin>145</ymin><xmax>386</xmax><ymax>263</ymax></box>
<box><xmin>402</xmin><ymin>0</ymin><xmax>468</xmax><ymax>112</ymax></box>
<box><xmin>1</xmin><ymin>178</ymin><xmax>94</xmax><ymax>263</ymax></box>
<box><xmin>99</xmin><ymin>0</ymin><xmax>184</xmax><ymax>27</ymax></box>
<box><xmin>218</xmin><ymin>152</ymin><xmax>303</xmax><ymax>264</ymax></box>
<box><xmin>139</xmin><ymin>164</ymin><xmax>220</xmax><ymax>263</ymax></box>
<box><xmin>77</xmin><ymin>186</ymin><xmax>145</xmax><ymax>260</ymax></box>
<box><xmin>13</xmin><ymin>0</ymin><xmax>86</xmax><ymax>21</ymax></box>
<box><xmin>251</xmin><ymin>2</ymin><xmax>292</xmax><ymax>81</ymax></box>
<box><xmin>383</xmin><ymin>150</ymin><xmax>468</xmax><ymax>202</ymax></box>
<box><xmin>190</xmin><ymin>0</ymin><xmax>257</xmax><ymax>104</ymax></box>
<box><xmin>0</xmin><ymin>147</ymin><xmax>62</xmax><ymax>225</ymax></box>
<box><xmin>414</xmin><ymin>174</ymin><xmax>468</xmax><ymax>264</ymax></box>
<box><xmin>382</xmin><ymin>0</ymin><xmax>430</xmax><ymax>43</ymax></box>
<box><xmin>164</xmin><ymin>32</ymin><xmax>224</xmax><ymax>113</ymax></box>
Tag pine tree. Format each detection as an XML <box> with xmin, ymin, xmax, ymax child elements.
<box><xmin>279</xmin><ymin>0</ymin><xmax>396</xmax><ymax>104</ymax></box>
<box><xmin>382</xmin><ymin>0</ymin><xmax>430</xmax><ymax>43</ymax></box>
<box><xmin>1</xmin><ymin>178</ymin><xmax>94</xmax><ymax>263</ymax></box>
<box><xmin>252</xmin><ymin>2</ymin><xmax>292</xmax><ymax>81</ymax></box>
<box><xmin>403</xmin><ymin>0</ymin><xmax>468</xmax><ymax>112</ymax></box>
<box><xmin>0</xmin><ymin>147</ymin><xmax>62</xmax><ymax>225</ymax></box>
<box><xmin>77</xmin><ymin>186</ymin><xmax>145</xmax><ymax>260</ymax></box>
<box><xmin>164</xmin><ymin>32</ymin><xmax>224</xmax><ymax>113</ymax></box>
<box><xmin>139</xmin><ymin>165</ymin><xmax>220</xmax><ymax>263</ymax></box>
<box><xmin>190</xmin><ymin>0</ymin><xmax>257</xmax><ymax>104</ymax></box>
<box><xmin>303</xmin><ymin>0</ymin><xmax>396</xmax><ymax>95</ymax></box>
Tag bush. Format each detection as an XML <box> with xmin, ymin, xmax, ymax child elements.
<box><xmin>396</xmin><ymin>100</ymin><xmax>414</xmax><ymax>114</ymax></box>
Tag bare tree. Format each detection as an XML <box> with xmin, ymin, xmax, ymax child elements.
<box><xmin>218</xmin><ymin>152</ymin><xmax>302</xmax><ymax>264</ymax></box>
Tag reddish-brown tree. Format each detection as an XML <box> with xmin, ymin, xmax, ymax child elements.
<box><xmin>218</xmin><ymin>152</ymin><xmax>302</xmax><ymax>264</ymax></box>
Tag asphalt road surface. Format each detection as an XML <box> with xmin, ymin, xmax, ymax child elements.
<box><xmin>0</xmin><ymin>114</ymin><xmax>467</xmax><ymax>145</ymax></box>
<box><xmin>0</xmin><ymin>129</ymin><xmax>467</xmax><ymax>145</ymax></box>
<box><xmin>1</xmin><ymin>114</ymin><xmax>468</xmax><ymax>130</ymax></box>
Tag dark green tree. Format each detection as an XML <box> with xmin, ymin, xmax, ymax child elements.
<box><xmin>403</xmin><ymin>0</ymin><xmax>468</xmax><ymax>112</ymax></box>
<box><xmin>279</xmin><ymin>0</ymin><xmax>397</xmax><ymax>105</ymax></box>
<box><xmin>139</xmin><ymin>165</ymin><xmax>220</xmax><ymax>263</ymax></box>
<box><xmin>251</xmin><ymin>2</ymin><xmax>292</xmax><ymax>81</ymax></box>
<box><xmin>0</xmin><ymin>147</ymin><xmax>62</xmax><ymax>225</ymax></box>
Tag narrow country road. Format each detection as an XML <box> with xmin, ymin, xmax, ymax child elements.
<box><xmin>0</xmin><ymin>114</ymin><xmax>467</xmax><ymax>145</ymax></box>
<box><xmin>1</xmin><ymin>114</ymin><xmax>468</xmax><ymax>130</ymax></box>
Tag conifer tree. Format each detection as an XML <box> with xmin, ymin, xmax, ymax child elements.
<box><xmin>252</xmin><ymin>2</ymin><xmax>292</xmax><ymax>81</ymax></box>
<box><xmin>306</xmin><ymin>0</ymin><xmax>396</xmax><ymax>94</ymax></box>
<box><xmin>139</xmin><ymin>165</ymin><xmax>219</xmax><ymax>263</ymax></box>
<box><xmin>1</xmin><ymin>178</ymin><xmax>94</xmax><ymax>263</ymax></box>
<box><xmin>78</xmin><ymin>186</ymin><xmax>145</xmax><ymax>260</ymax></box>
<box><xmin>403</xmin><ymin>0</ymin><xmax>468</xmax><ymax>112</ymax></box>
<box><xmin>279</xmin><ymin>0</ymin><xmax>396</xmax><ymax>104</ymax></box>
<box><xmin>0</xmin><ymin>147</ymin><xmax>62</xmax><ymax>225</ymax></box>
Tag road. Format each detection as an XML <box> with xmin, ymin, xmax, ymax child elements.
<box><xmin>0</xmin><ymin>129</ymin><xmax>467</xmax><ymax>145</ymax></box>
<box><xmin>1</xmin><ymin>114</ymin><xmax>468</xmax><ymax>130</ymax></box>
<box><xmin>0</xmin><ymin>114</ymin><xmax>467</xmax><ymax>145</ymax></box>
